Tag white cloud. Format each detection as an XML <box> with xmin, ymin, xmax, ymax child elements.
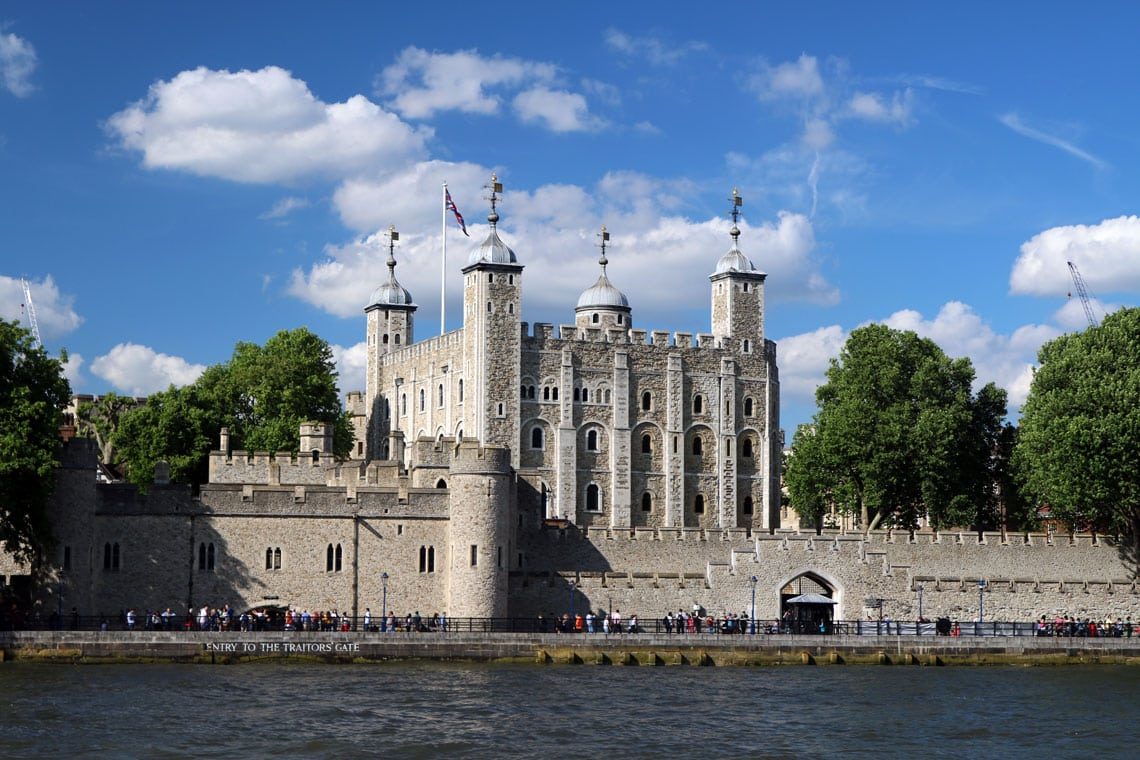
<box><xmin>331</xmin><ymin>159</ymin><xmax>491</xmax><ymax>233</ymax></box>
<box><xmin>106</xmin><ymin>66</ymin><xmax>430</xmax><ymax>184</ymax></box>
<box><xmin>802</xmin><ymin>118</ymin><xmax>834</xmax><ymax>150</ymax></box>
<box><xmin>0</xmin><ymin>274</ymin><xmax>83</xmax><ymax>339</ymax></box>
<box><xmin>377</xmin><ymin>47</ymin><xmax>556</xmax><ymax>119</ymax></box>
<box><xmin>581</xmin><ymin>78</ymin><xmax>621</xmax><ymax>106</ymax></box>
<box><xmin>292</xmin><ymin>167</ymin><xmax>838</xmax><ymax>327</ymax></box>
<box><xmin>777</xmin><ymin>325</ymin><xmax>847</xmax><ymax>402</ymax></box>
<box><xmin>999</xmin><ymin>112</ymin><xmax>1106</xmax><ymax>169</ymax></box>
<box><xmin>0</xmin><ymin>28</ymin><xmax>37</xmax><ymax>97</ymax></box>
<box><xmin>91</xmin><ymin>343</ymin><xmax>206</xmax><ymax>396</ymax></box>
<box><xmin>1010</xmin><ymin>216</ymin><xmax>1140</xmax><ymax>297</ymax></box>
<box><xmin>260</xmin><ymin>196</ymin><xmax>310</xmax><ymax>220</ymax></box>
<box><xmin>750</xmin><ymin>54</ymin><xmax>824</xmax><ymax>101</ymax></box>
<box><xmin>331</xmin><ymin>341</ymin><xmax>368</xmax><ymax>396</ymax></box>
<box><xmin>512</xmin><ymin>87</ymin><xmax>603</xmax><ymax>133</ymax></box>
<box><xmin>602</xmin><ymin>28</ymin><xmax>708</xmax><ymax>66</ymax></box>
<box><xmin>846</xmin><ymin>89</ymin><xmax>914</xmax><ymax>126</ymax></box>
<box><xmin>61</xmin><ymin>352</ymin><xmax>84</xmax><ymax>387</ymax></box>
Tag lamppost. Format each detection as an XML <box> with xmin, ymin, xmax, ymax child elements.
<box><xmin>568</xmin><ymin>580</ymin><xmax>577</xmax><ymax>629</ymax></box>
<box><xmin>750</xmin><ymin>576</ymin><xmax>758</xmax><ymax>634</ymax></box>
<box><xmin>381</xmin><ymin>572</ymin><xmax>389</xmax><ymax>631</ymax></box>
<box><xmin>977</xmin><ymin>578</ymin><xmax>987</xmax><ymax>629</ymax></box>
<box><xmin>916</xmin><ymin>583</ymin><xmax>924</xmax><ymax>623</ymax></box>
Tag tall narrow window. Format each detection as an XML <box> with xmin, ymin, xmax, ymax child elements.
<box><xmin>552</xmin><ymin>387</ymin><xmax>558</xmax><ymax>401</ymax></box>
<box><xmin>692</xmin><ymin>436</ymin><xmax>703</xmax><ymax>455</ymax></box>
<box><xmin>470</xmin><ymin>544</ymin><xmax>478</xmax><ymax>567</ymax></box>
<box><xmin>419</xmin><ymin>389</ymin><xmax>425</xmax><ymax>412</ymax></box>
<box><xmin>693</xmin><ymin>395</ymin><xmax>704</xmax><ymax>414</ymax></box>
<box><xmin>419</xmin><ymin>545</ymin><xmax>427</xmax><ymax>572</ymax></box>
<box><xmin>198</xmin><ymin>542</ymin><xmax>206</xmax><ymax>570</ymax></box>
<box><xmin>642</xmin><ymin>492</ymin><xmax>653</xmax><ymax>512</ymax></box>
<box><xmin>586</xmin><ymin>483</ymin><xmax>601</xmax><ymax>512</ymax></box>
<box><xmin>497</xmin><ymin>546</ymin><xmax>503</xmax><ymax>569</ymax></box>
<box><xmin>439</xmin><ymin>384</ymin><xmax>444</xmax><ymax>407</ymax></box>
<box><xmin>574</xmin><ymin>388</ymin><xmax>581</xmax><ymax>402</ymax></box>
<box><xmin>531</xmin><ymin>427</ymin><xmax>544</xmax><ymax>449</ymax></box>
<box><xmin>744</xmin><ymin>397</ymin><xmax>754</xmax><ymax>416</ymax></box>
<box><xmin>458</xmin><ymin>379</ymin><xmax>464</xmax><ymax>402</ymax></box>
<box><xmin>335</xmin><ymin>544</ymin><xmax>342</xmax><ymax>572</ymax></box>
<box><xmin>743</xmin><ymin>497</ymin><xmax>754</xmax><ymax>515</ymax></box>
<box><xmin>382</xmin><ymin>334</ymin><xmax>389</xmax><ymax>344</ymax></box>
<box><xmin>521</xmin><ymin>385</ymin><xmax>527</xmax><ymax>399</ymax></box>
<box><xmin>592</xmin><ymin>313</ymin><xmax>599</xmax><ymax>324</ymax></box>
<box><xmin>394</xmin><ymin>335</ymin><xmax>401</xmax><ymax>344</ymax></box>
<box><xmin>401</xmin><ymin>394</ymin><xmax>406</xmax><ymax>415</ymax></box>
<box><xmin>586</xmin><ymin>429</ymin><xmax>598</xmax><ymax>451</ymax></box>
<box><xmin>428</xmin><ymin>547</ymin><xmax>435</xmax><ymax>572</ymax></box>
<box><xmin>326</xmin><ymin>544</ymin><xmax>334</xmax><ymax>572</ymax></box>
<box><xmin>694</xmin><ymin>495</ymin><xmax>705</xmax><ymax>514</ymax></box>
<box><xmin>543</xmin><ymin>386</ymin><xmax>550</xmax><ymax>401</ymax></box>
<box><xmin>742</xmin><ymin>439</ymin><xmax>754</xmax><ymax>458</ymax></box>
<box><xmin>743</xmin><ymin>339</ymin><xmax>751</xmax><ymax>353</ymax></box>
<box><xmin>207</xmin><ymin>543</ymin><xmax>215</xmax><ymax>571</ymax></box>
<box><xmin>641</xmin><ymin>391</ymin><xmax>651</xmax><ymax>411</ymax></box>
<box><xmin>273</xmin><ymin>548</ymin><xmax>282</xmax><ymax>569</ymax></box>
<box><xmin>641</xmin><ymin>434</ymin><xmax>652</xmax><ymax>454</ymax></box>
<box><xmin>266</xmin><ymin>548</ymin><xmax>273</xmax><ymax>570</ymax></box>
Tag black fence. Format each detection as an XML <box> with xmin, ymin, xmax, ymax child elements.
<box><xmin>3</xmin><ymin>612</ymin><xmax>1135</xmax><ymax>638</ymax></box>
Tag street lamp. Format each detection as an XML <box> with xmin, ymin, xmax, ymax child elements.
<box><xmin>916</xmin><ymin>584</ymin><xmax>924</xmax><ymax>623</ymax></box>
<box><xmin>750</xmin><ymin>576</ymin><xmax>758</xmax><ymax>634</ymax></box>
<box><xmin>568</xmin><ymin>580</ymin><xmax>577</xmax><ymax>629</ymax></box>
<box><xmin>381</xmin><ymin>572</ymin><xmax>389</xmax><ymax>631</ymax></box>
<box><xmin>977</xmin><ymin>578</ymin><xmax>987</xmax><ymax>628</ymax></box>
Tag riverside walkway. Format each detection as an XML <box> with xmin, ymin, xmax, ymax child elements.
<box><xmin>4</xmin><ymin>630</ymin><xmax>1140</xmax><ymax>666</ymax></box>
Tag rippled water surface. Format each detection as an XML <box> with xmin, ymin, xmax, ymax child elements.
<box><xmin>1</xmin><ymin>663</ymin><xmax>1137</xmax><ymax>758</ymax></box>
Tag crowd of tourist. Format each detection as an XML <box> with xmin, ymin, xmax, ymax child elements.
<box><xmin>1036</xmin><ymin>615</ymin><xmax>1134</xmax><ymax>637</ymax></box>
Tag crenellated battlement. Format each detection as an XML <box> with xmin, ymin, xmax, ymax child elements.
<box><xmin>379</xmin><ymin>328</ymin><xmax>464</xmax><ymax>367</ymax></box>
<box><xmin>520</xmin><ymin>321</ymin><xmax>774</xmax><ymax>357</ymax></box>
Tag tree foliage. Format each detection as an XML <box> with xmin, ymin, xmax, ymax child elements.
<box><xmin>1014</xmin><ymin>307</ymin><xmax>1140</xmax><ymax>559</ymax></box>
<box><xmin>76</xmin><ymin>391</ymin><xmax>136</xmax><ymax>466</ymax></box>
<box><xmin>786</xmin><ymin>324</ymin><xmax>1008</xmax><ymax>531</ymax></box>
<box><xmin>114</xmin><ymin>328</ymin><xmax>353</xmax><ymax>488</ymax></box>
<box><xmin>0</xmin><ymin>320</ymin><xmax>72</xmax><ymax>560</ymax></box>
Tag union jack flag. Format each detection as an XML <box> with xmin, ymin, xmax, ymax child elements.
<box><xmin>445</xmin><ymin>189</ymin><xmax>468</xmax><ymax>236</ymax></box>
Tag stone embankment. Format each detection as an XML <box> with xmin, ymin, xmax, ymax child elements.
<box><xmin>3</xmin><ymin>631</ymin><xmax>1140</xmax><ymax>666</ymax></box>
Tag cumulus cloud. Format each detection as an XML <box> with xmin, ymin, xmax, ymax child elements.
<box><xmin>0</xmin><ymin>274</ymin><xmax>83</xmax><ymax>339</ymax></box>
<box><xmin>749</xmin><ymin>54</ymin><xmax>824</xmax><ymax>101</ymax></box>
<box><xmin>106</xmin><ymin>66</ymin><xmax>430</xmax><ymax>184</ymax></box>
<box><xmin>377</xmin><ymin>47</ymin><xmax>556</xmax><ymax>119</ymax></box>
<box><xmin>777</xmin><ymin>325</ymin><xmax>847</xmax><ymax>402</ymax></box>
<box><xmin>61</xmin><ymin>352</ymin><xmax>84</xmax><ymax>387</ymax></box>
<box><xmin>90</xmin><ymin>343</ymin><xmax>206</xmax><ymax>396</ymax></box>
<box><xmin>0</xmin><ymin>28</ymin><xmax>37</xmax><ymax>97</ymax></box>
<box><xmin>512</xmin><ymin>87</ymin><xmax>603</xmax><ymax>132</ymax></box>
<box><xmin>292</xmin><ymin>166</ymin><xmax>838</xmax><ymax>327</ymax></box>
<box><xmin>1010</xmin><ymin>216</ymin><xmax>1140</xmax><ymax>297</ymax></box>
<box><xmin>846</xmin><ymin>89</ymin><xmax>914</xmax><ymax>126</ymax></box>
<box><xmin>602</xmin><ymin>28</ymin><xmax>708</xmax><ymax>66</ymax></box>
<box><xmin>260</xmin><ymin>196</ymin><xmax>310</xmax><ymax>220</ymax></box>
<box><xmin>331</xmin><ymin>341</ymin><xmax>368</xmax><ymax>396</ymax></box>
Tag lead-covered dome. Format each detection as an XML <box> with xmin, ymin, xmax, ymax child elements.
<box><xmin>467</xmin><ymin>226</ymin><xmax>517</xmax><ymax>266</ymax></box>
<box><xmin>367</xmin><ymin>226</ymin><xmax>415</xmax><ymax>308</ymax></box>
<box><xmin>714</xmin><ymin>238</ymin><xmax>758</xmax><ymax>275</ymax></box>
<box><xmin>576</xmin><ymin>272</ymin><xmax>629</xmax><ymax>309</ymax></box>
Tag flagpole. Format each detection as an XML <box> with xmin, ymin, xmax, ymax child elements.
<box><xmin>441</xmin><ymin>181</ymin><xmax>447</xmax><ymax>336</ymax></box>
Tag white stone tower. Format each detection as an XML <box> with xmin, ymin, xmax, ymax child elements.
<box><xmin>710</xmin><ymin>189</ymin><xmax>766</xmax><ymax>348</ymax></box>
<box><xmin>574</xmin><ymin>226</ymin><xmax>632</xmax><ymax>332</ymax></box>
<box><xmin>461</xmin><ymin>174</ymin><xmax>524</xmax><ymax>466</ymax></box>
<box><xmin>446</xmin><ymin>442</ymin><xmax>513</xmax><ymax>618</ymax></box>
<box><xmin>365</xmin><ymin>225</ymin><xmax>415</xmax><ymax>460</ymax></box>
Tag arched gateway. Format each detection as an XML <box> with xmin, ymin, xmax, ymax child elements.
<box><xmin>778</xmin><ymin>571</ymin><xmax>839</xmax><ymax>634</ymax></box>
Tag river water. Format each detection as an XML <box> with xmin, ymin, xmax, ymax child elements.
<box><xmin>1</xmin><ymin>663</ymin><xmax>1135</xmax><ymax>757</ymax></box>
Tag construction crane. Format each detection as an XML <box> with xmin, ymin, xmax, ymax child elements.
<box><xmin>1066</xmin><ymin>261</ymin><xmax>1099</xmax><ymax>328</ymax></box>
<box><xmin>20</xmin><ymin>278</ymin><xmax>43</xmax><ymax>347</ymax></box>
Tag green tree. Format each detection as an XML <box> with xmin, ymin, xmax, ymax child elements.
<box><xmin>786</xmin><ymin>324</ymin><xmax>1006</xmax><ymax>531</ymax></box>
<box><xmin>114</xmin><ymin>327</ymin><xmax>353</xmax><ymax>488</ymax></box>
<box><xmin>76</xmin><ymin>391</ymin><xmax>136</xmax><ymax>466</ymax></box>
<box><xmin>0</xmin><ymin>320</ymin><xmax>72</xmax><ymax>560</ymax></box>
<box><xmin>1014</xmin><ymin>307</ymin><xmax>1140</xmax><ymax>562</ymax></box>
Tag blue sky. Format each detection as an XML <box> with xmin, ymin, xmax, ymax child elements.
<box><xmin>3</xmin><ymin>2</ymin><xmax>1138</xmax><ymax>436</ymax></box>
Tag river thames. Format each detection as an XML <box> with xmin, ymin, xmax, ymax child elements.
<box><xmin>1</xmin><ymin>663</ymin><xmax>1135</xmax><ymax>757</ymax></box>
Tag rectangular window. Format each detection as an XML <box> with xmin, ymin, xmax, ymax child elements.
<box><xmin>470</xmin><ymin>544</ymin><xmax>478</xmax><ymax>567</ymax></box>
<box><xmin>497</xmin><ymin>546</ymin><xmax>502</xmax><ymax>569</ymax></box>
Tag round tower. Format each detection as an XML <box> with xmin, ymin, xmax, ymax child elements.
<box><xmin>446</xmin><ymin>441</ymin><xmax>513</xmax><ymax>619</ymax></box>
<box><xmin>575</xmin><ymin>225</ymin><xmax>632</xmax><ymax>331</ymax></box>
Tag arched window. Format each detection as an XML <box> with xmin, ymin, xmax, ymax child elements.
<box><xmin>582</xmin><ymin>388</ymin><xmax>589</xmax><ymax>403</ymax></box>
<box><xmin>266</xmin><ymin>548</ymin><xmax>273</xmax><ymax>570</ymax></box>
<box><xmin>617</xmin><ymin>314</ymin><xmax>624</xmax><ymax>325</ymax></box>
<box><xmin>394</xmin><ymin>335</ymin><xmax>401</xmax><ymax>344</ymax></box>
<box><xmin>742</xmin><ymin>438</ymin><xmax>753</xmax><ymax>458</ymax></box>
<box><xmin>382</xmin><ymin>334</ymin><xmax>389</xmax><ymax>344</ymax></box>
<box><xmin>604</xmin><ymin>389</ymin><xmax>611</xmax><ymax>403</ymax></box>
<box><xmin>641</xmin><ymin>434</ymin><xmax>652</xmax><ymax>454</ymax></box>
<box><xmin>529</xmin><ymin>385</ymin><xmax>536</xmax><ymax>399</ymax></box>
<box><xmin>273</xmin><ymin>548</ymin><xmax>282</xmax><ymax>569</ymax></box>
<box><xmin>692</xmin><ymin>436</ymin><xmax>703</xmax><ymax>455</ymax></box>
<box><xmin>693</xmin><ymin>395</ymin><xmax>703</xmax><ymax>414</ymax></box>
<box><xmin>326</xmin><ymin>544</ymin><xmax>334</xmax><ymax>572</ymax></box>
<box><xmin>335</xmin><ymin>544</ymin><xmax>343</xmax><ymax>572</ymax></box>
<box><xmin>642</xmin><ymin>492</ymin><xmax>652</xmax><ymax>512</ymax></box>
<box><xmin>207</xmin><ymin>543</ymin><xmax>215</xmax><ymax>571</ymax></box>
<box><xmin>641</xmin><ymin>391</ymin><xmax>651</xmax><ymax>411</ymax></box>
<box><xmin>743</xmin><ymin>496</ymin><xmax>754</xmax><ymax>515</ymax></box>
<box><xmin>743</xmin><ymin>339</ymin><xmax>751</xmax><ymax>353</ymax></box>
<box><xmin>574</xmin><ymin>387</ymin><xmax>580</xmax><ymax>402</ymax></box>
<box><xmin>592</xmin><ymin>313</ymin><xmax>599</xmax><ymax>324</ymax></box>
<box><xmin>436</xmin><ymin>478</ymin><xmax>447</xmax><ymax>489</ymax></box>
<box><xmin>552</xmin><ymin>387</ymin><xmax>559</xmax><ymax>400</ymax></box>
<box><xmin>439</xmin><ymin>384</ymin><xmax>444</xmax><ymax>406</ymax></box>
<box><xmin>427</xmin><ymin>546</ymin><xmax>435</xmax><ymax>573</ymax></box>
<box><xmin>521</xmin><ymin>385</ymin><xmax>527</xmax><ymax>399</ymax></box>
<box><xmin>497</xmin><ymin>402</ymin><xmax>504</xmax><ymax>416</ymax></box>
<box><xmin>543</xmin><ymin>386</ymin><xmax>550</xmax><ymax>401</ymax></box>
<box><xmin>312</xmin><ymin>449</ymin><xmax>319</xmax><ymax>464</ymax></box>
<box><xmin>419</xmin><ymin>389</ymin><xmax>425</xmax><ymax>412</ymax></box>
<box><xmin>694</xmin><ymin>494</ymin><xmax>705</xmax><ymax>514</ymax></box>
<box><xmin>198</xmin><ymin>542</ymin><xmax>206</xmax><ymax>570</ymax></box>
<box><xmin>531</xmin><ymin>427</ymin><xmax>544</xmax><ymax>449</ymax></box>
<box><xmin>586</xmin><ymin>429</ymin><xmax>598</xmax><ymax>451</ymax></box>
<box><xmin>458</xmin><ymin>379</ymin><xmax>464</xmax><ymax>402</ymax></box>
<box><xmin>586</xmin><ymin>483</ymin><xmax>601</xmax><ymax>512</ymax></box>
<box><xmin>744</xmin><ymin>397</ymin><xmax>754</xmax><ymax>416</ymax></box>
<box><xmin>419</xmin><ymin>545</ymin><xmax>427</xmax><ymax>573</ymax></box>
<box><xmin>488</xmin><ymin>273</ymin><xmax>494</xmax><ymax>283</ymax></box>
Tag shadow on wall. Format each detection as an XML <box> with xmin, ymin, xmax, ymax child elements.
<box><xmin>186</xmin><ymin>519</ymin><xmax>262</xmax><ymax>614</ymax></box>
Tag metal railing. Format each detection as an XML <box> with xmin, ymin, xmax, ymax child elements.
<box><xmin>3</xmin><ymin>613</ymin><xmax>1135</xmax><ymax>638</ymax></box>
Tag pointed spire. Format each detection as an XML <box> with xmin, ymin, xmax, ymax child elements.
<box><xmin>598</xmin><ymin>224</ymin><xmax>610</xmax><ymax>273</ymax></box>
<box><xmin>386</xmin><ymin>224</ymin><xmax>399</xmax><ymax>280</ymax></box>
<box><xmin>713</xmin><ymin>187</ymin><xmax>758</xmax><ymax>275</ymax></box>
<box><xmin>485</xmin><ymin>172</ymin><xmax>503</xmax><ymax>227</ymax></box>
<box><xmin>729</xmin><ymin>187</ymin><xmax>743</xmax><ymax>245</ymax></box>
<box><xmin>367</xmin><ymin>224</ymin><xmax>414</xmax><ymax>307</ymax></box>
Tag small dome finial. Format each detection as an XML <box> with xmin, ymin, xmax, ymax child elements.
<box><xmin>485</xmin><ymin>172</ymin><xmax>503</xmax><ymax>226</ymax></box>
<box><xmin>729</xmin><ymin>187</ymin><xmax>743</xmax><ymax>244</ymax></box>
<box><xmin>598</xmin><ymin>225</ymin><xmax>610</xmax><ymax>270</ymax></box>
